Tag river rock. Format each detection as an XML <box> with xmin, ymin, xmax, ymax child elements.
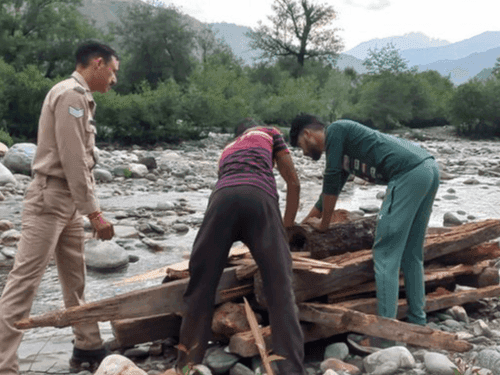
<box><xmin>1</xmin><ymin>229</ymin><xmax>21</xmax><ymax>246</ymax></box>
<box><xmin>463</xmin><ymin>178</ymin><xmax>480</xmax><ymax>185</ymax></box>
<box><xmin>320</xmin><ymin>358</ymin><xmax>360</xmax><ymax>374</ymax></box>
<box><xmin>476</xmin><ymin>348</ymin><xmax>500</xmax><ymax>375</ymax></box>
<box><xmin>446</xmin><ymin>306</ymin><xmax>469</xmax><ymax>323</ymax></box>
<box><xmin>114</xmin><ymin>225</ymin><xmax>140</xmax><ymax>238</ymax></box>
<box><xmin>1</xmin><ymin>247</ymin><xmax>17</xmax><ymax>258</ymax></box>
<box><xmin>424</xmin><ymin>352</ymin><xmax>458</xmax><ymax>375</ymax></box>
<box><xmin>0</xmin><ymin>162</ymin><xmax>16</xmax><ymax>186</ymax></box>
<box><xmin>128</xmin><ymin>163</ymin><xmax>148</xmax><ymax>178</ymax></box>
<box><xmin>443</xmin><ymin>212</ymin><xmax>463</xmax><ymax>227</ymax></box>
<box><xmin>0</xmin><ymin>191</ymin><xmax>4</xmax><ymax>201</ymax></box>
<box><xmin>94</xmin><ymin>168</ymin><xmax>114</xmax><ymax>183</ymax></box>
<box><xmin>0</xmin><ymin>142</ymin><xmax>7</xmax><ymax>156</ymax></box>
<box><xmin>2</xmin><ymin>143</ymin><xmax>37</xmax><ymax>174</ymax></box>
<box><xmin>94</xmin><ymin>354</ymin><xmax>147</xmax><ymax>375</ymax></box>
<box><xmin>123</xmin><ymin>347</ymin><xmax>149</xmax><ymax>359</ymax></box>
<box><xmin>324</xmin><ymin>342</ymin><xmax>349</xmax><ymax>361</ymax></box>
<box><xmin>228</xmin><ymin>363</ymin><xmax>254</xmax><ymax>375</ymax></box>
<box><xmin>157</xmin><ymin>201</ymin><xmax>176</xmax><ymax>211</ymax></box>
<box><xmin>359</xmin><ymin>205</ymin><xmax>380</xmax><ymax>214</ymax></box>
<box><xmin>138</xmin><ymin>156</ymin><xmax>157</xmax><ymax>170</ymax></box>
<box><xmin>363</xmin><ymin>347</ymin><xmax>415</xmax><ymax>375</ymax></box>
<box><xmin>172</xmin><ymin>223</ymin><xmax>189</xmax><ymax>233</ymax></box>
<box><xmin>204</xmin><ymin>346</ymin><xmax>240</xmax><ymax>374</ymax></box>
<box><xmin>84</xmin><ymin>240</ymin><xmax>129</xmax><ymax>271</ymax></box>
<box><xmin>0</xmin><ymin>220</ymin><xmax>14</xmax><ymax>232</ymax></box>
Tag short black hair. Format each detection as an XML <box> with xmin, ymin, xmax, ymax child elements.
<box><xmin>234</xmin><ymin>117</ymin><xmax>264</xmax><ymax>138</ymax></box>
<box><xmin>289</xmin><ymin>114</ymin><xmax>325</xmax><ymax>147</ymax></box>
<box><xmin>75</xmin><ymin>41</ymin><xmax>119</xmax><ymax>67</ymax></box>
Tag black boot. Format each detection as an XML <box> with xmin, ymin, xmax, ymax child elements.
<box><xmin>69</xmin><ymin>347</ymin><xmax>108</xmax><ymax>373</ymax></box>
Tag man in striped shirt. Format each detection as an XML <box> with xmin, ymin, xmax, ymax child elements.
<box><xmin>168</xmin><ymin>124</ymin><xmax>305</xmax><ymax>374</ymax></box>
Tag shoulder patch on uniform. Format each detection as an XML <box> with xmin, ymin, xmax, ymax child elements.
<box><xmin>69</xmin><ymin>106</ymin><xmax>84</xmax><ymax>118</ymax></box>
<box><xmin>73</xmin><ymin>86</ymin><xmax>86</xmax><ymax>94</ymax></box>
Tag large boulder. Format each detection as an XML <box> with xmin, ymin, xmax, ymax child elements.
<box><xmin>84</xmin><ymin>240</ymin><xmax>129</xmax><ymax>271</ymax></box>
<box><xmin>2</xmin><ymin>143</ymin><xmax>37</xmax><ymax>175</ymax></box>
<box><xmin>0</xmin><ymin>162</ymin><xmax>16</xmax><ymax>186</ymax></box>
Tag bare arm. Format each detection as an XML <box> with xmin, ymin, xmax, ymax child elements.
<box><xmin>301</xmin><ymin>205</ymin><xmax>322</xmax><ymax>224</ymax></box>
<box><xmin>319</xmin><ymin>193</ymin><xmax>338</xmax><ymax>232</ymax></box>
<box><xmin>275</xmin><ymin>149</ymin><xmax>300</xmax><ymax>228</ymax></box>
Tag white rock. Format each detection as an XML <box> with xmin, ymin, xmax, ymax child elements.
<box><xmin>424</xmin><ymin>352</ymin><xmax>458</xmax><ymax>375</ymax></box>
<box><xmin>128</xmin><ymin>163</ymin><xmax>148</xmax><ymax>178</ymax></box>
<box><xmin>94</xmin><ymin>354</ymin><xmax>147</xmax><ymax>375</ymax></box>
<box><xmin>2</xmin><ymin>143</ymin><xmax>37</xmax><ymax>174</ymax></box>
<box><xmin>0</xmin><ymin>142</ymin><xmax>8</xmax><ymax>156</ymax></box>
<box><xmin>363</xmin><ymin>347</ymin><xmax>415</xmax><ymax>375</ymax></box>
<box><xmin>84</xmin><ymin>240</ymin><xmax>129</xmax><ymax>271</ymax></box>
<box><xmin>0</xmin><ymin>162</ymin><xmax>16</xmax><ymax>186</ymax></box>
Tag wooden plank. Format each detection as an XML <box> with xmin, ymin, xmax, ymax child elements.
<box><xmin>298</xmin><ymin>304</ymin><xmax>472</xmax><ymax>353</ymax></box>
<box><xmin>336</xmin><ymin>284</ymin><xmax>500</xmax><ymax>318</ymax></box>
<box><xmin>115</xmin><ymin>245</ymin><xmax>250</xmax><ymax>286</ymax></box>
<box><xmin>15</xmin><ymin>266</ymin><xmax>246</xmax><ymax>329</ymax></box>
<box><xmin>255</xmin><ymin>220</ymin><xmax>500</xmax><ymax>304</ymax></box>
<box><xmin>111</xmin><ymin>313</ymin><xmax>182</xmax><ymax>348</ymax></box>
<box><xmin>327</xmin><ymin>261</ymin><xmax>498</xmax><ymax>303</ymax></box>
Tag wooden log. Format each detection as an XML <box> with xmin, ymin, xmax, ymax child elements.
<box><xmin>15</xmin><ymin>266</ymin><xmax>247</xmax><ymax>329</ymax></box>
<box><xmin>327</xmin><ymin>261</ymin><xmax>499</xmax><ymax>303</ymax></box>
<box><xmin>336</xmin><ymin>284</ymin><xmax>500</xmax><ymax>318</ymax></box>
<box><xmin>287</xmin><ymin>215</ymin><xmax>377</xmax><ymax>259</ymax></box>
<box><xmin>212</xmin><ymin>302</ymin><xmax>257</xmax><ymax>339</ymax></box>
<box><xmin>111</xmin><ymin>313</ymin><xmax>182</xmax><ymax>348</ymax></box>
<box><xmin>298</xmin><ymin>304</ymin><xmax>472</xmax><ymax>353</ymax></box>
<box><xmin>432</xmin><ymin>241</ymin><xmax>500</xmax><ymax>266</ymax></box>
<box><xmin>255</xmin><ymin>220</ymin><xmax>500</xmax><ymax>305</ymax></box>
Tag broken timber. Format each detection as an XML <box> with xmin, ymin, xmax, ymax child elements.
<box><xmin>255</xmin><ymin>219</ymin><xmax>500</xmax><ymax>305</ymax></box>
<box><xmin>230</xmin><ymin>285</ymin><xmax>500</xmax><ymax>357</ymax></box>
<box><xmin>14</xmin><ymin>266</ymin><xmax>248</xmax><ymax>329</ymax></box>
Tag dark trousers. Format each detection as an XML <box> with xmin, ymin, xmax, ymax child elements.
<box><xmin>176</xmin><ymin>185</ymin><xmax>305</xmax><ymax>375</ymax></box>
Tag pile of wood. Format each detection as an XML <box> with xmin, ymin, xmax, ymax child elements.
<box><xmin>14</xmin><ymin>214</ymin><xmax>500</xmax><ymax>356</ymax></box>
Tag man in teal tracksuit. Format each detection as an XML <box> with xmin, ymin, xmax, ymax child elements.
<box><xmin>290</xmin><ymin>115</ymin><xmax>440</xmax><ymax>327</ymax></box>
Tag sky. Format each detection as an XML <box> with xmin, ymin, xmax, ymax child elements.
<box><xmin>157</xmin><ymin>0</ymin><xmax>500</xmax><ymax>52</ymax></box>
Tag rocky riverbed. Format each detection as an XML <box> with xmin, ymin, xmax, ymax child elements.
<box><xmin>2</xmin><ymin>126</ymin><xmax>500</xmax><ymax>375</ymax></box>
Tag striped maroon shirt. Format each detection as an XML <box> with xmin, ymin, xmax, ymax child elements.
<box><xmin>214</xmin><ymin>127</ymin><xmax>289</xmax><ymax>200</ymax></box>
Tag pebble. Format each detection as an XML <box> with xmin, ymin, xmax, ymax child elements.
<box><xmin>443</xmin><ymin>212</ymin><xmax>463</xmax><ymax>226</ymax></box>
<box><xmin>324</xmin><ymin>342</ymin><xmax>349</xmax><ymax>361</ymax></box>
<box><xmin>363</xmin><ymin>347</ymin><xmax>415</xmax><ymax>375</ymax></box>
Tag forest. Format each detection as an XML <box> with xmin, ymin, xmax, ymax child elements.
<box><xmin>1</xmin><ymin>0</ymin><xmax>500</xmax><ymax>146</ymax></box>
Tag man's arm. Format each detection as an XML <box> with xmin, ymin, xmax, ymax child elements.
<box><xmin>318</xmin><ymin>193</ymin><xmax>338</xmax><ymax>232</ymax></box>
<box><xmin>275</xmin><ymin>149</ymin><xmax>300</xmax><ymax>228</ymax></box>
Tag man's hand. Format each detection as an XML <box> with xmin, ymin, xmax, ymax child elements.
<box><xmin>304</xmin><ymin>217</ymin><xmax>329</xmax><ymax>232</ymax></box>
<box><xmin>88</xmin><ymin>211</ymin><xmax>115</xmax><ymax>240</ymax></box>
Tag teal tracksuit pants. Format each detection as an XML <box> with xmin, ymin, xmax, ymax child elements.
<box><xmin>373</xmin><ymin>157</ymin><xmax>440</xmax><ymax>325</ymax></box>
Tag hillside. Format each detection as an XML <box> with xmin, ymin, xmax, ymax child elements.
<box><xmin>75</xmin><ymin>1</ymin><xmax>500</xmax><ymax>85</ymax></box>
<box><xmin>401</xmin><ymin>31</ymin><xmax>500</xmax><ymax>66</ymax></box>
<box><xmin>417</xmin><ymin>46</ymin><xmax>500</xmax><ymax>85</ymax></box>
<box><xmin>344</xmin><ymin>32</ymin><xmax>450</xmax><ymax>60</ymax></box>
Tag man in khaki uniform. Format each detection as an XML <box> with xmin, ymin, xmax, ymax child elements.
<box><xmin>0</xmin><ymin>42</ymin><xmax>119</xmax><ymax>374</ymax></box>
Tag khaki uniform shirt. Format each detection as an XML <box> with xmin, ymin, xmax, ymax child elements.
<box><xmin>32</xmin><ymin>71</ymin><xmax>99</xmax><ymax>215</ymax></box>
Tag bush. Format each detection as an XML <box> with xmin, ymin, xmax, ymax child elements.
<box><xmin>0</xmin><ymin>127</ymin><xmax>13</xmax><ymax>147</ymax></box>
<box><xmin>94</xmin><ymin>79</ymin><xmax>200</xmax><ymax>145</ymax></box>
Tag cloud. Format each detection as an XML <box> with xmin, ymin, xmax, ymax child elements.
<box><xmin>344</xmin><ymin>0</ymin><xmax>391</xmax><ymax>10</ymax></box>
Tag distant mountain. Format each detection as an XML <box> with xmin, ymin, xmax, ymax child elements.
<box><xmin>401</xmin><ymin>31</ymin><xmax>500</xmax><ymax>66</ymax></box>
<box><xmin>474</xmin><ymin>67</ymin><xmax>495</xmax><ymax>82</ymax></box>
<box><xmin>78</xmin><ymin>0</ymin><xmax>143</xmax><ymax>32</ymax></box>
<box><xmin>334</xmin><ymin>54</ymin><xmax>367</xmax><ymax>74</ymax></box>
<box><xmin>345</xmin><ymin>32</ymin><xmax>450</xmax><ymax>60</ymax></box>
<box><xmin>417</xmin><ymin>46</ymin><xmax>500</xmax><ymax>85</ymax></box>
<box><xmin>209</xmin><ymin>23</ymin><xmax>261</xmax><ymax>66</ymax></box>
<box><xmin>75</xmin><ymin>2</ymin><xmax>500</xmax><ymax>85</ymax></box>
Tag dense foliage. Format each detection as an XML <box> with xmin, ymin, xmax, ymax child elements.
<box><xmin>1</xmin><ymin>0</ymin><xmax>500</xmax><ymax>145</ymax></box>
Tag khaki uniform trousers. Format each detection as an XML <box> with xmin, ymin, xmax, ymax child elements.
<box><xmin>0</xmin><ymin>174</ymin><xmax>102</xmax><ymax>375</ymax></box>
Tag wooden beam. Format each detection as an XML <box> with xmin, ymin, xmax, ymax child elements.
<box><xmin>298</xmin><ymin>304</ymin><xmax>472</xmax><ymax>353</ymax></box>
<box><xmin>15</xmin><ymin>266</ymin><xmax>246</xmax><ymax>329</ymax></box>
<box><xmin>255</xmin><ymin>220</ymin><xmax>500</xmax><ymax>305</ymax></box>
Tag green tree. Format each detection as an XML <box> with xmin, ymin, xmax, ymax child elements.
<box><xmin>0</xmin><ymin>0</ymin><xmax>108</xmax><ymax>78</ymax></box>
<box><xmin>363</xmin><ymin>42</ymin><xmax>416</xmax><ymax>75</ymax></box>
<box><xmin>247</xmin><ymin>0</ymin><xmax>342</xmax><ymax>68</ymax></box>
<box><xmin>112</xmin><ymin>1</ymin><xmax>196</xmax><ymax>92</ymax></box>
<box><xmin>493</xmin><ymin>56</ymin><xmax>500</xmax><ymax>78</ymax></box>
